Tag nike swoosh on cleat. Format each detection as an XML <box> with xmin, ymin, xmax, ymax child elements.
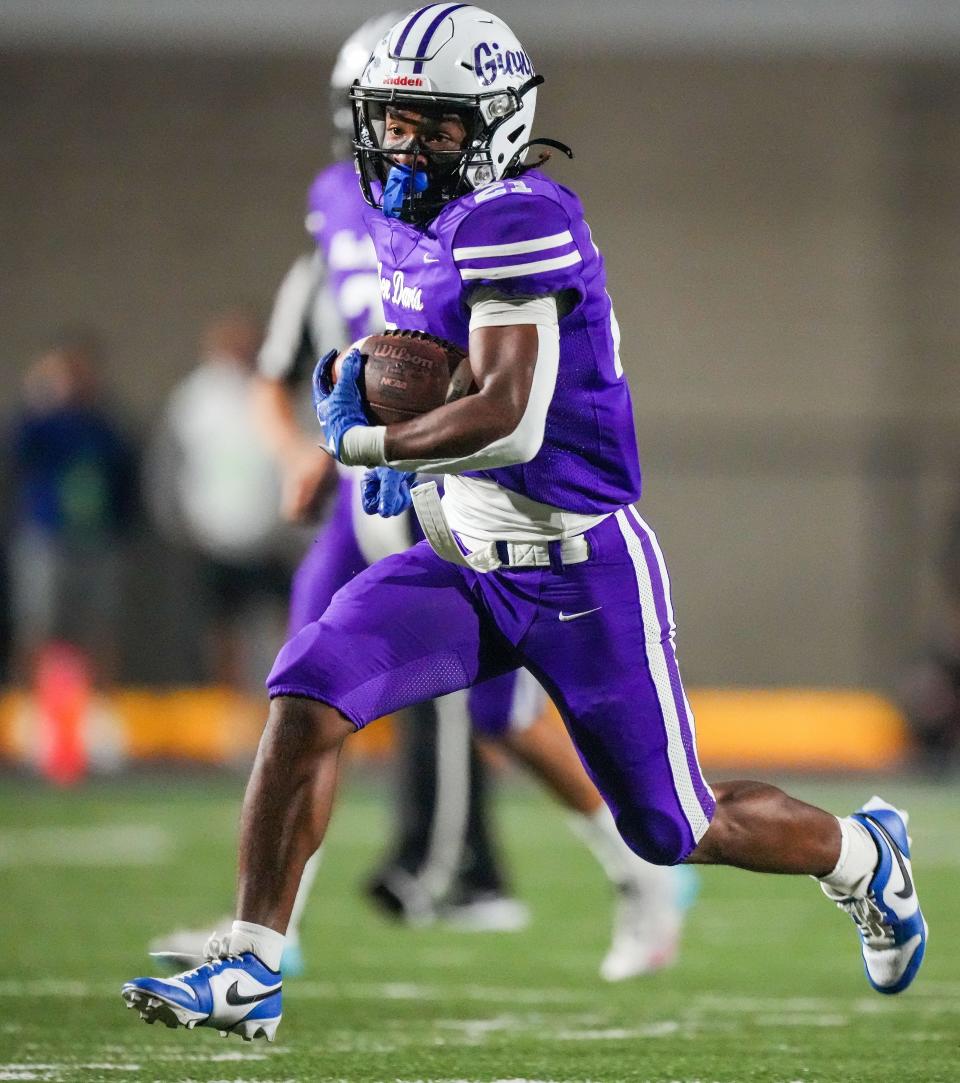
<box><xmin>558</xmin><ymin>607</ymin><xmax>602</xmax><ymax>622</ymax></box>
<box><xmin>863</xmin><ymin>814</ymin><xmax>914</xmax><ymax>901</ymax></box>
<box><xmin>224</xmin><ymin>981</ymin><xmax>281</xmax><ymax>1007</ymax></box>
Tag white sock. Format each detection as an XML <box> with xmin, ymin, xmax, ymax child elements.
<box><xmin>286</xmin><ymin>848</ymin><xmax>323</xmax><ymax>946</ymax></box>
<box><xmin>568</xmin><ymin>804</ymin><xmax>673</xmax><ymax>897</ymax></box>
<box><xmin>819</xmin><ymin>816</ymin><xmax>878</xmax><ymax>897</ymax></box>
<box><xmin>227</xmin><ymin>920</ymin><xmax>285</xmax><ymax>972</ymax></box>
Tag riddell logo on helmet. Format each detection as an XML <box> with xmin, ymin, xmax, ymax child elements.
<box><xmin>382</xmin><ymin>74</ymin><xmax>427</xmax><ymax>88</ymax></box>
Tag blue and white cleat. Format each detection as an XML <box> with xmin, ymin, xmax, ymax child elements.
<box><xmin>121</xmin><ymin>952</ymin><xmax>282</xmax><ymax>1041</ymax></box>
<box><xmin>823</xmin><ymin>795</ymin><xmax>928</xmax><ymax>995</ymax></box>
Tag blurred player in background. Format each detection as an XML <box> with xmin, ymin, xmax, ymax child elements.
<box><xmin>145</xmin><ymin>307</ymin><xmax>293</xmax><ymax>691</ymax></box>
<box><xmin>149</xmin><ymin>14</ymin><xmax>691</xmax><ymax>981</ymax></box>
<box><xmin>8</xmin><ymin>330</ymin><xmax>136</xmax><ymax>688</ymax></box>
<box><xmin>7</xmin><ymin>330</ymin><xmax>136</xmax><ymax>781</ymax></box>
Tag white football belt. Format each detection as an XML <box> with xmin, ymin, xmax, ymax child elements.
<box><xmin>411</xmin><ymin>481</ymin><xmax>589</xmax><ymax>574</ymax></box>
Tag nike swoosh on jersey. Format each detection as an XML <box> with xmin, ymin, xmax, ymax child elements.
<box><xmin>863</xmin><ymin>814</ymin><xmax>915</xmax><ymax>901</ymax></box>
<box><xmin>423</xmin><ymin>254</ymin><xmax>440</xmax><ymax>263</ymax></box>
<box><xmin>558</xmin><ymin>607</ymin><xmax>602</xmax><ymax>622</ymax></box>
<box><xmin>224</xmin><ymin>980</ymin><xmax>282</xmax><ymax>1007</ymax></box>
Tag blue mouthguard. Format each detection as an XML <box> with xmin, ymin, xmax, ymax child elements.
<box><xmin>382</xmin><ymin>164</ymin><xmax>429</xmax><ymax>219</ymax></box>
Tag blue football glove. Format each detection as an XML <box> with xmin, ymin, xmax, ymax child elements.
<box><xmin>361</xmin><ymin>467</ymin><xmax>417</xmax><ymax>518</ymax></box>
<box><xmin>312</xmin><ymin>347</ymin><xmax>369</xmax><ymax>460</ymax></box>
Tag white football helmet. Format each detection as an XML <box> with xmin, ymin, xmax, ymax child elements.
<box><xmin>351</xmin><ymin>5</ymin><xmax>557</xmax><ymax>224</ymax></box>
<box><xmin>329</xmin><ymin>12</ymin><xmax>405</xmax><ymax>159</ymax></box>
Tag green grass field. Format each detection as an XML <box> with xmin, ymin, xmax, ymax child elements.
<box><xmin>1</xmin><ymin>772</ymin><xmax>957</xmax><ymax>1083</ymax></box>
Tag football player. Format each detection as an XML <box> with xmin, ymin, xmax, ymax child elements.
<box><xmin>123</xmin><ymin>5</ymin><xmax>924</xmax><ymax>1041</ymax></box>
<box><xmin>148</xmin><ymin>13</ymin><xmax>529</xmax><ymax>976</ymax></box>
<box><xmin>144</xmin><ymin>10</ymin><xmax>694</xmax><ymax>992</ymax></box>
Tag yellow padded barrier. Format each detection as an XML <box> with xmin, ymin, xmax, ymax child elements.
<box><xmin>0</xmin><ymin>686</ymin><xmax>908</xmax><ymax>770</ymax></box>
<box><xmin>686</xmin><ymin>688</ymin><xmax>908</xmax><ymax>770</ymax></box>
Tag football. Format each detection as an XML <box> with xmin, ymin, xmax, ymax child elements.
<box><xmin>333</xmin><ymin>330</ymin><xmax>475</xmax><ymax>425</ymax></box>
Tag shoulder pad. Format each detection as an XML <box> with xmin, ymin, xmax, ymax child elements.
<box><xmin>445</xmin><ymin>178</ymin><xmax>584</xmax><ymax>297</ymax></box>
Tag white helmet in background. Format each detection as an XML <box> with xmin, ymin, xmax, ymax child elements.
<box><xmin>351</xmin><ymin>5</ymin><xmax>555</xmax><ymax>224</ymax></box>
<box><xmin>329</xmin><ymin>12</ymin><xmax>405</xmax><ymax>159</ymax></box>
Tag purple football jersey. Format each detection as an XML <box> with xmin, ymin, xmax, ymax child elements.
<box><xmin>363</xmin><ymin>171</ymin><xmax>642</xmax><ymax>514</ymax></box>
<box><xmin>307</xmin><ymin>160</ymin><xmax>382</xmax><ymax>344</ymax></box>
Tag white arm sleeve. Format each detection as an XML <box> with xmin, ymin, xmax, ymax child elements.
<box><xmin>382</xmin><ymin>294</ymin><xmax>560</xmax><ymax>474</ymax></box>
<box><xmin>257</xmin><ymin>252</ymin><xmax>326</xmax><ymax>381</ymax></box>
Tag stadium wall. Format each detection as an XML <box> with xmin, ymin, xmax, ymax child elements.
<box><xmin>1</xmin><ymin>50</ymin><xmax>958</xmax><ymax>691</ymax></box>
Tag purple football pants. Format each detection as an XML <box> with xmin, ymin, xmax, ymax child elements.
<box><xmin>269</xmin><ymin>505</ymin><xmax>715</xmax><ymax>864</ymax></box>
<box><xmin>286</xmin><ymin>475</ymin><xmax>528</xmax><ymax>738</ymax></box>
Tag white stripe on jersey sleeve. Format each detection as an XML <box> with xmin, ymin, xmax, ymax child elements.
<box><xmin>453</xmin><ymin>230</ymin><xmax>573</xmax><ymax>261</ymax></box>
<box><xmin>458</xmin><ymin>249</ymin><xmax>582</xmax><ymax>282</ymax></box>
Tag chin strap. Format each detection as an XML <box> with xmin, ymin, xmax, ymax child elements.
<box><xmin>505</xmin><ymin>138</ymin><xmax>575</xmax><ymax>178</ymax></box>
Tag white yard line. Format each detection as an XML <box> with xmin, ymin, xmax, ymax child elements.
<box><xmin>553</xmin><ymin>1022</ymin><xmax>682</xmax><ymax>1040</ymax></box>
<box><xmin>70</xmin><ymin>1066</ymin><xmax>139</xmax><ymax>1072</ymax></box>
<box><xmin>0</xmin><ymin>1066</ymin><xmax>140</xmax><ymax>1082</ymax></box>
<box><xmin>0</xmin><ymin>981</ymin><xmax>91</xmax><ymax>998</ymax></box>
<box><xmin>162</xmin><ymin>1078</ymin><xmax>297</xmax><ymax>1083</ymax></box>
<box><xmin>392</xmin><ymin>1079</ymin><xmax>601</xmax><ymax>1083</ymax></box>
<box><xmin>691</xmin><ymin>994</ymin><xmax>840</xmax><ymax>1013</ymax></box>
<box><xmin>754</xmin><ymin>1014</ymin><xmax>848</xmax><ymax>1028</ymax></box>
<box><xmin>148</xmin><ymin>1051</ymin><xmax>273</xmax><ymax>1063</ymax></box>
<box><xmin>0</xmin><ymin>825</ymin><xmax>173</xmax><ymax>867</ymax></box>
<box><xmin>292</xmin><ymin>982</ymin><xmax>586</xmax><ymax>1004</ymax></box>
<box><xmin>0</xmin><ymin>1069</ymin><xmax>60</xmax><ymax>1083</ymax></box>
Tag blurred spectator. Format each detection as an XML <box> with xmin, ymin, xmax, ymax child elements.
<box><xmin>899</xmin><ymin>506</ymin><xmax>960</xmax><ymax>770</ymax></box>
<box><xmin>146</xmin><ymin>307</ymin><xmax>301</xmax><ymax>690</ymax></box>
<box><xmin>6</xmin><ymin>329</ymin><xmax>137</xmax><ymax>687</ymax></box>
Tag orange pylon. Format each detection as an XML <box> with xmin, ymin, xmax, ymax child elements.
<box><xmin>35</xmin><ymin>642</ymin><xmax>90</xmax><ymax>786</ymax></box>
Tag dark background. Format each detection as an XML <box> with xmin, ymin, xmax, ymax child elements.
<box><xmin>2</xmin><ymin>3</ymin><xmax>959</xmax><ymax>687</ymax></box>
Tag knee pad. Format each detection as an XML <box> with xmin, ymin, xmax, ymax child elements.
<box><xmin>615</xmin><ymin>806</ymin><xmax>693</xmax><ymax>866</ymax></box>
